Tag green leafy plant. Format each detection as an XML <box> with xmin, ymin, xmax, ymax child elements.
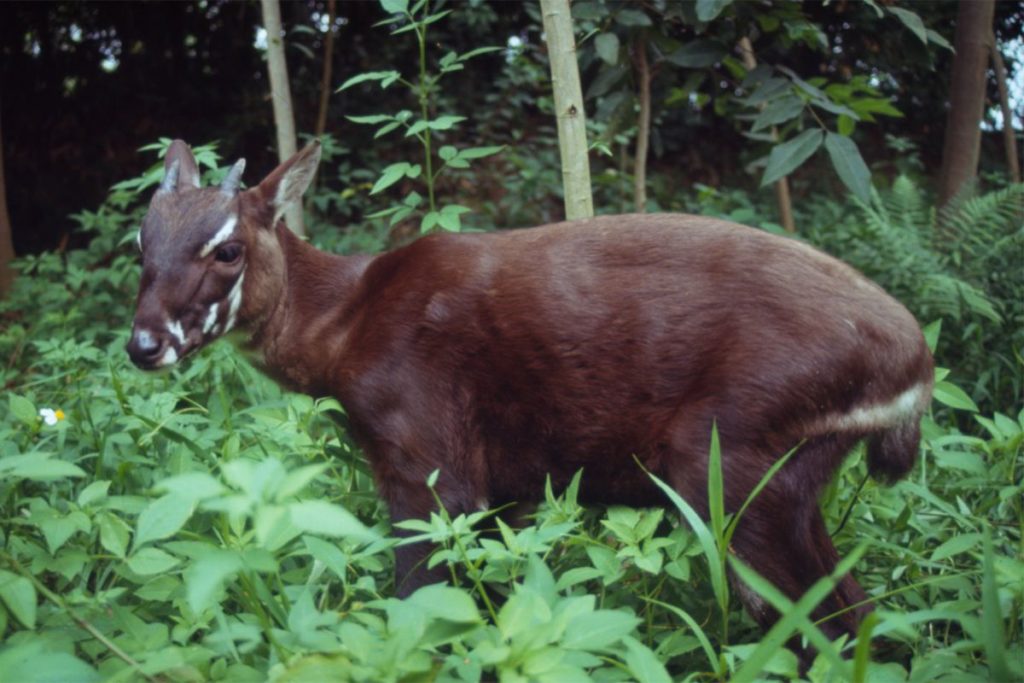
<box><xmin>339</xmin><ymin>0</ymin><xmax>503</xmax><ymax>234</ymax></box>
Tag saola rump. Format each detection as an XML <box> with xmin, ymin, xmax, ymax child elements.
<box><xmin>128</xmin><ymin>139</ymin><xmax>934</xmax><ymax>651</ymax></box>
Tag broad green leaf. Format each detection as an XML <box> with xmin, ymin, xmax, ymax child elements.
<box><xmin>0</xmin><ymin>453</ymin><xmax>85</xmax><ymax>482</ymax></box>
<box><xmin>127</xmin><ymin>547</ymin><xmax>181</xmax><ymax>575</ymax></box>
<box><xmin>824</xmin><ymin>132</ymin><xmax>871</xmax><ymax>202</ymax></box>
<box><xmin>889</xmin><ymin>7</ymin><xmax>927</xmax><ymax>45</ymax></box>
<box><xmin>428</xmin><ymin>115</ymin><xmax>467</xmax><ymax>131</ymax></box>
<box><xmin>666</xmin><ymin>39</ymin><xmax>726</xmax><ymax>68</ymax></box>
<box><xmin>276</xmin><ymin>464</ymin><xmax>330</xmax><ymax>500</ymax></box>
<box><xmin>77</xmin><ymin>480</ymin><xmax>111</xmax><ymax>507</ymax></box>
<box><xmin>0</xmin><ymin>569</ymin><xmax>36</xmax><ymax>629</ymax></box>
<box><xmin>498</xmin><ymin>591</ymin><xmax>549</xmax><ymax>639</ymax></box>
<box><xmin>457</xmin><ymin>145</ymin><xmax>504</xmax><ymax>160</ymax></box>
<box><xmin>338</xmin><ymin>70</ymin><xmax>401</xmax><ymax>92</ymax></box>
<box><xmin>0</xmin><ymin>640</ymin><xmax>99</xmax><ymax>683</ymax></box>
<box><xmin>933</xmin><ymin>380</ymin><xmax>978</xmax><ymax>412</ymax></box>
<box><xmin>135</xmin><ymin>494</ymin><xmax>195</xmax><ymax>549</ymax></box>
<box><xmin>380</xmin><ymin>0</ymin><xmax>408</xmax><ymax>14</ymax></box>
<box><xmin>9</xmin><ymin>394</ymin><xmax>37</xmax><ymax>426</ymax></box>
<box><xmin>439</xmin><ymin>145</ymin><xmax>458</xmax><ymax>161</ymax></box>
<box><xmin>562</xmin><ymin>609</ymin><xmax>639</xmax><ymax>650</ymax></box>
<box><xmin>97</xmin><ymin>512</ymin><xmax>131</xmax><ymax>557</ymax></box>
<box><xmin>837</xmin><ymin>114</ymin><xmax>856</xmax><ymax>136</ymax></box>
<box><xmin>370</xmin><ymin>162</ymin><xmax>412</xmax><ymax>195</ymax></box>
<box><xmin>595</xmin><ymin>33</ymin><xmax>620</xmax><ymax>66</ymax></box>
<box><xmin>930</xmin><ymin>532</ymin><xmax>981</xmax><ymax>562</ymax></box>
<box><xmin>922</xmin><ymin>320</ymin><xmax>942</xmax><ymax>353</ymax></box>
<box><xmin>256</xmin><ymin>504</ymin><xmax>302</xmax><ymax>551</ymax></box>
<box><xmin>156</xmin><ymin>472</ymin><xmax>226</xmax><ymax>501</ymax></box>
<box><xmin>184</xmin><ymin>549</ymin><xmax>244</xmax><ymax>613</ymax></box>
<box><xmin>752</xmin><ymin>94</ymin><xmax>803</xmax><ymax>132</ymax></box>
<box><xmin>406</xmin><ymin>584</ymin><xmax>481</xmax><ymax>622</ymax></box>
<box><xmin>696</xmin><ymin>0</ymin><xmax>732</xmax><ymax>22</ymax></box>
<box><xmin>615</xmin><ymin>9</ymin><xmax>651</xmax><ymax>26</ymax></box>
<box><xmin>289</xmin><ymin>500</ymin><xmax>377</xmax><ymax>542</ymax></box>
<box><xmin>346</xmin><ymin>114</ymin><xmax>394</xmax><ymax>125</ymax></box>
<box><xmin>761</xmin><ymin>129</ymin><xmax>824</xmax><ymax>186</ymax></box>
<box><xmin>303</xmin><ymin>535</ymin><xmax>349</xmax><ymax>581</ymax></box>
<box><xmin>622</xmin><ymin>636</ymin><xmax>672</xmax><ymax>683</ymax></box>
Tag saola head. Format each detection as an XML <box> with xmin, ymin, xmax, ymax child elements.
<box><xmin>127</xmin><ymin>139</ymin><xmax>321</xmax><ymax>370</ymax></box>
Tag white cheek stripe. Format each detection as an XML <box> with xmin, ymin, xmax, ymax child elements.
<box><xmin>199</xmin><ymin>215</ymin><xmax>238</xmax><ymax>258</ymax></box>
<box><xmin>202</xmin><ymin>303</ymin><xmax>220</xmax><ymax>335</ymax></box>
<box><xmin>167</xmin><ymin>320</ymin><xmax>186</xmax><ymax>346</ymax></box>
<box><xmin>819</xmin><ymin>383</ymin><xmax>928</xmax><ymax>433</ymax></box>
<box><xmin>157</xmin><ymin>346</ymin><xmax>179</xmax><ymax>367</ymax></box>
<box><xmin>225</xmin><ymin>270</ymin><xmax>246</xmax><ymax>332</ymax></box>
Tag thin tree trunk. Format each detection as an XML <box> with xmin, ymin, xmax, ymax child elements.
<box><xmin>540</xmin><ymin>0</ymin><xmax>593</xmax><ymax>220</ymax></box>
<box><xmin>0</xmin><ymin>103</ymin><xmax>15</xmax><ymax>297</ymax></box>
<box><xmin>633</xmin><ymin>36</ymin><xmax>651</xmax><ymax>213</ymax></box>
<box><xmin>738</xmin><ymin>37</ymin><xmax>795</xmax><ymax>232</ymax></box>
<box><xmin>938</xmin><ymin>0</ymin><xmax>995</xmax><ymax>208</ymax></box>
<box><xmin>990</xmin><ymin>39</ymin><xmax>1021</xmax><ymax>184</ymax></box>
<box><xmin>260</xmin><ymin>0</ymin><xmax>305</xmax><ymax>235</ymax></box>
<box><xmin>315</xmin><ymin>0</ymin><xmax>336</xmax><ymax>139</ymax></box>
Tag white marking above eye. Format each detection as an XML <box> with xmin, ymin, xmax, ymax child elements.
<box><xmin>199</xmin><ymin>215</ymin><xmax>239</xmax><ymax>258</ymax></box>
<box><xmin>202</xmin><ymin>303</ymin><xmax>220</xmax><ymax>335</ymax></box>
<box><xmin>167</xmin><ymin>320</ymin><xmax>186</xmax><ymax>346</ymax></box>
<box><xmin>136</xmin><ymin>230</ymin><xmax>142</xmax><ymax>251</ymax></box>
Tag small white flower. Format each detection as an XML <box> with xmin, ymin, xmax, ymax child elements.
<box><xmin>39</xmin><ymin>408</ymin><xmax>65</xmax><ymax>426</ymax></box>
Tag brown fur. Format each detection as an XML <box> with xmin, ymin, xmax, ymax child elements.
<box><xmin>129</xmin><ymin>142</ymin><xmax>934</xmax><ymax>652</ymax></box>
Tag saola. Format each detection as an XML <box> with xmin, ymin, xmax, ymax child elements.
<box><xmin>127</xmin><ymin>139</ymin><xmax>933</xmax><ymax>649</ymax></box>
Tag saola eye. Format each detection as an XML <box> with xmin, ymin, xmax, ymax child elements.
<box><xmin>214</xmin><ymin>244</ymin><xmax>243</xmax><ymax>264</ymax></box>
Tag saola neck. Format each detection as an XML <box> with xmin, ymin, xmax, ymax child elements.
<box><xmin>244</xmin><ymin>224</ymin><xmax>373</xmax><ymax>395</ymax></box>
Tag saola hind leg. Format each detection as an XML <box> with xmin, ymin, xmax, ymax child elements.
<box><xmin>729</xmin><ymin>493</ymin><xmax>869</xmax><ymax>651</ymax></box>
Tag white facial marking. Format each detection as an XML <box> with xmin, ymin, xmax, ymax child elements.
<box><xmin>225</xmin><ymin>270</ymin><xmax>246</xmax><ymax>332</ymax></box>
<box><xmin>823</xmin><ymin>383</ymin><xmax>927</xmax><ymax>433</ymax></box>
<box><xmin>199</xmin><ymin>215</ymin><xmax>238</xmax><ymax>258</ymax></box>
<box><xmin>136</xmin><ymin>230</ymin><xmax>142</xmax><ymax>251</ymax></box>
<box><xmin>167</xmin><ymin>320</ymin><xmax>186</xmax><ymax>346</ymax></box>
<box><xmin>137</xmin><ymin>329</ymin><xmax>154</xmax><ymax>349</ymax></box>
<box><xmin>157</xmin><ymin>346</ymin><xmax>178</xmax><ymax>367</ymax></box>
<box><xmin>202</xmin><ymin>303</ymin><xmax>220</xmax><ymax>335</ymax></box>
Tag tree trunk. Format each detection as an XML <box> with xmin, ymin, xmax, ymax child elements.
<box><xmin>540</xmin><ymin>0</ymin><xmax>593</xmax><ymax>220</ymax></box>
<box><xmin>938</xmin><ymin>0</ymin><xmax>995</xmax><ymax>208</ymax></box>
<box><xmin>260</xmin><ymin>0</ymin><xmax>305</xmax><ymax>235</ymax></box>
<box><xmin>0</xmin><ymin>103</ymin><xmax>15</xmax><ymax>297</ymax></box>
<box><xmin>990</xmin><ymin>39</ymin><xmax>1021</xmax><ymax>184</ymax></box>
<box><xmin>738</xmin><ymin>37</ymin><xmax>795</xmax><ymax>232</ymax></box>
<box><xmin>632</xmin><ymin>36</ymin><xmax>651</xmax><ymax>213</ymax></box>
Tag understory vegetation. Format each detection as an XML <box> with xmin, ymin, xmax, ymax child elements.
<box><xmin>0</xmin><ymin>147</ymin><xmax>1021</xmax><ymax>682</ymax></box>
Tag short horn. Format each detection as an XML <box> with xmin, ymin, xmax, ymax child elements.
<box><xmin>158</xmin><ymin>159</ymin><xmax>181</xmax><ymax>194</ymax></box>
<box><xmin>220</xmin><ymin>159</ymin><xmax>247</xmax><ymax>195</ymax></box>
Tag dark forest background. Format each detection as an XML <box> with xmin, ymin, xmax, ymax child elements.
<box><xmin>1</xmin><ymin>1</ymin><xmax>1021</xmax><ymax>256</ymax></box>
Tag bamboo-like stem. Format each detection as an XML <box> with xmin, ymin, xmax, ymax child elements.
<box><xmin>260</xmin><ymin>0</ymin><xmax>305</xmax><ymax>235</ymax></box>
<box><xmin>633</xmin><ymin>36</ymin><xmax>651</xmax><ymax>213</ymax></box>
<box><xmin>990</xmin><ymin>39</ymin><xmax>1021</xmax><ymax>184</ymax></box>
<box><xmin>540</xmin><ymin>0</ymin><xmax>593</xmax><ymax>220</ymax></box>
<box><xmin>314</xmin><ymin>0</ymin><xmax>337</xmax><ymax>140</ymax></box>
<box><xmin>737</xmin><ymin>37</ymin><xmax>795</xmax><ymax>233</ymax></box>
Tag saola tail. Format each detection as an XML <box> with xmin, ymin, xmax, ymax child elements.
<box><xmin>867</xmin><ymin>419</ymin><xmax>923</xmax><ymax>484</ymax></box>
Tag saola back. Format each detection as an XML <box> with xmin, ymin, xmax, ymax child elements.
<box><xmin>128</xmin><ymin>140</ymin><xmax>934</xmax><ymax>653</ymax></box>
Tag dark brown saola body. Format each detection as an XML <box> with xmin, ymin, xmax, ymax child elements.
<box><xmin>128</xmin><ymin>141</ymin><xmax>934</xmax><ymax>650</ymax></box>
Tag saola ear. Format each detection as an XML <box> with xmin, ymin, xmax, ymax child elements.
<box><xmin>253</xmin><ymin>141</ymin><xmax>322</xmax><ymax>228</ymax></box>
<box><xmin>159</xmin><ymin>139</ymin><xmax>201</xmax><ymax>193</ymax></box>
